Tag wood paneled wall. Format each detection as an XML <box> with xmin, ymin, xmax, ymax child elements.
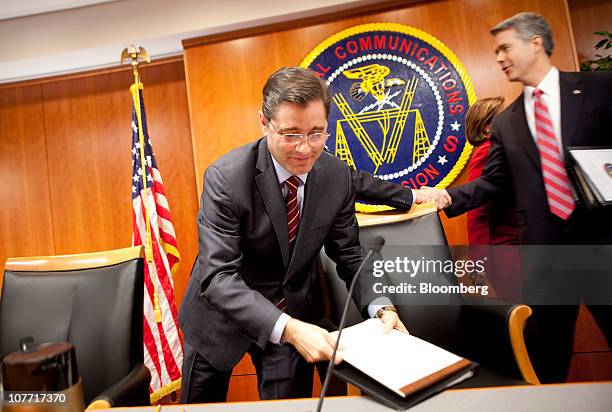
<box><xmin>0</xmin><ymin>86</ymin><xmax>56</xmax><ymax>273</ymax></box>
<box><xmin>568</xmin><ymin>0</ymin><xmax>612</xmax><ymax>63</ymax></box>
<box><xmin>183</xmin><ymin>0</ymin><xmax>578</xmax><ymax>245</ymax></box>
<box><xmin>0</xmin><ymin>60</ymin><xmax>199</xmax><ymax>306</ymax></box>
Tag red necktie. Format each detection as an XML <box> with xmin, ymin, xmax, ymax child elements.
<box><xmin>284</xmin><ymin>176</ymin><xmax>301</xmax><ymax>252</ymax></box>
<box><xmin>533</xmin><ymin>88</ymin><xmax>575</xmax><ymax>220</ymax></box>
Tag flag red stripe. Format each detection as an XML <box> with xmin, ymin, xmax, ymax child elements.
<box><xmin>143</xmin><ymin>314</ymin><xmax>163</xmax><ymax>390</ymax></box>
<box><xmin>149</xmin><ymin>229</ymin><xmax>182</xmax><ymax>336</ymax></box>
<box><xmin>156</xmin><ymin>204</ymin><xmax>172</xmax><ymax>222</ymax></box>
<box><xmin>153</xmin><ymin>179</ymin><xmax>166</xmax><ymax>196</ymax></box>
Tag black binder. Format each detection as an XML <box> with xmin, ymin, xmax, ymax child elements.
<box><xmin>333</xmin><ymin>359</ymin><xmax>478</xmax><ymax>410</ymax></box>
<box><xmin>567</xmin><ymin>146</ymin><xmax>612</xmax><ymax>209</ymax></box>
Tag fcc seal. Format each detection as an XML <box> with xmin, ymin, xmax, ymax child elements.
<box><xmin>301</xmin><ymin>23</ymin><xmax>476</xmax><ymax>212</ymax></box>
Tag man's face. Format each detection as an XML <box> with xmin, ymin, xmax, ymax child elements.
<box><xmin>261</xmin><ymin>100</ymin><xmax>327</xmax><ymax>175</ymax></box>
<box><xmin>494</xmin><ymin>28</ymin><xmax>539</xmax><ymax>84</ymax></box>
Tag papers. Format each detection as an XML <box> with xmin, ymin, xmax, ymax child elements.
<box><xmin>570</xmin><ymin>148</ymin><xmax>612</xmax><ymax>204</ymax></box>
<box><xmin>332</xmin><ymin>319</ymin><xmax>473</xmax><ymax>398</ymax></box>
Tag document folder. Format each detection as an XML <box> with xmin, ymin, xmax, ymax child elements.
<box><xmin>334</xmin><ymin>360</ymin><xmax>477</xmax><ymax>410</ymax></box>
<box><xmin>568</xmin><ymin>146</ymin><xmax>612</xmax><ymax>208</ymax></box>
<box><xmin>331</xmin><ymin>319</ymin><xmax>477</xmax><ymax>410</ymax></box>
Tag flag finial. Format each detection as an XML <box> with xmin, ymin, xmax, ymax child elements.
<box><xmin>121</xmin><ymin>45</ymin><xmax>150</xmax><ymax>79</ymax></box>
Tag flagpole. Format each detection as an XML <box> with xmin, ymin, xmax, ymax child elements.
<box><xmin>121</xmin><ymin>45</ymin><xmax>162</xmax><ymax>323</ymax></box>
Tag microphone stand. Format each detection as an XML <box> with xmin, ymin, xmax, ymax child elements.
<box><xmin>316</xmin><ymin>237</ymin><xmax>384</xmax><ymax>412</ymax></box>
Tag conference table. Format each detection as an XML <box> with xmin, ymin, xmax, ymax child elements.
<box><xmin>106</xmin><ymin>382</ymin><xmax>612</xmax><ymax>411</ymax></box>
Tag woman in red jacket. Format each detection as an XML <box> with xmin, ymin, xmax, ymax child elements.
<box><xmin>466</xmin><ymin>97</ymin><xmax>521</xmax><ymax>300</ymax></box>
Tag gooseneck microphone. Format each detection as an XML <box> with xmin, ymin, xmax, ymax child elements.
<box><xmin>316</xmin><ymin>235</ymin><xmax>385</xmax><ymax>412</ymax></box>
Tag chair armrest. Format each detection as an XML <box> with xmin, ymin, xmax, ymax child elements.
<box><xmin>86</xmin><ymin>363</ymin><xmax>151</xmax><ymax>409</ymax></box>
<box><xmin>507</xmin><ymin>304</ymin><xmax>540</xmax><ymax>385</ymax></box>
<box><xmin>458</xmin><ymin>297</ymin><xmax>539</xmax><ymax>385</ymax></box>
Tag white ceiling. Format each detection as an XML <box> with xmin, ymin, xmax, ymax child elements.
<box><xmin>0</xmin><ymin>0</ymin><xmax>119</xmax><ymax>20</ymax></box>
<box><xmin>0</xmin><ymin>0</ymin><xmax>388</xmax><ymax>84</ymax></box>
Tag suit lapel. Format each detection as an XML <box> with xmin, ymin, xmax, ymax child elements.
<box><xmin>511</xmin><ymin>96</ymin><xmax>540</xmax><ymax>169</ymax></box>
<box><xmin>284</xmin><ymin>161</ymin><xmax>323</xmax><ymax>284</ymax></box>
<box><xmin>559</xmin><ymin>72</ymin><xmax>584</xmax><ymax>150</ymax></box>
<box><xmin>255</xmin><ymin>138</ymin><xmax>289</xmax><ymax>268</ymax></box>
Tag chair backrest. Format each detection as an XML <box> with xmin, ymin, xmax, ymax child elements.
<box><xmin>319</xmin><ymin>205</ymin><xmax>463</xmax><ymax>353</ymax></box>
<box><xmin>0</xmin><ymin>247</ymin><xmax>145</xmax><ymax>403</ymax></box>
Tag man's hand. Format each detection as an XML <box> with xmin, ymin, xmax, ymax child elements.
<box><xmin>415</xmin><ymin>187</ymin><xmax>452</xmax><ymax>210</ymax></box>
<box><xmin>414</xmin><ymin>186</ymin><xmax>439</xmax><ymax>204</ymax></box>
<box><xmin>282</xmin><ymin>318</ymin><xmax>343</xmax><ymax>364</ymax></box>
<box><xmin>379</xmin><ymin>310</ymin><xmax>409</xmax><ymax>334</ymax></box>
<box><xmin>434</xmin><ymin>189</ymin><xmax>452</xmax><ymax>210</ymax></box>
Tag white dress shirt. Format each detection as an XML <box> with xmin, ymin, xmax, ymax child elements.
<box><xmin>523</xmin><ymin>66</ymin><xmax>564</xmax><ymax>157</ymax></box>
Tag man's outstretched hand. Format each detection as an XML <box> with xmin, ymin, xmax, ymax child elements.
<box><xmin>414</xmin><ymin>186</ymin><xmax>452</xmax><ymax>210</ymax></box>
<box><xmin>282</xmin><ymin>318</ymin><xmax>343</xmax><ymax>364</ymax></box>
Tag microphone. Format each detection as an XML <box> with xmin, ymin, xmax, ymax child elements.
<box><xmin>316</xmin><ymin>235</ymin><xmax>385</xmax><ymax>412</ymax></box>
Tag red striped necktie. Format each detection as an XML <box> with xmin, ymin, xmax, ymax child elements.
<box><xmin>533</xmin><ymin>88</ymin><xmax>575</xmax><ymax>220</ymax></box>
<box><xmin>284</xmin><ymin>175</ymin><xmax>301</xmax><ymax>252</ymax></box>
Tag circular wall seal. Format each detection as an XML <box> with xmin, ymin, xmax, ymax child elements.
<box><xmin>301</xmin><ymin>23</ymin><xmax>476</xmax><ymax>212</ymax></box>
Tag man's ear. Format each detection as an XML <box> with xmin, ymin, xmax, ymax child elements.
<box><xmin>531</xmin><ymin>35</ymin><xmax>544</xmax><ymax>54</ymax></box>
<box><xmin>259</xmin><ymin>111</ymin><xmax>268</xmax><ymax>135</ymax></box>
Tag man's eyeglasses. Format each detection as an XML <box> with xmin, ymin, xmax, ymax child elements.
<box><xmin>267</xmin><ymin>120</ymin><xmax>330</xmax><ymax>145</ymax></box>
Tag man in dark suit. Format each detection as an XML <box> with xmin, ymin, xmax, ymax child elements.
<box><xmin>435</xmin><ymin>12</ymin><xmax>612</xmax><ymax>383</ymax></box>
<box><xmin>179</xmin><ymin>67</ymin><xmax>422</xmax><ymax>403</ymax></box>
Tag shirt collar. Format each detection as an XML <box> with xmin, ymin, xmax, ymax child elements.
<box><xmin>271</xmin><ymin>155</ymin><xmax>308</xmax><ymax>186</ymax></box>
<box><xmin>524</xmin><ymin>66</ymin><xmax>559</xmax><ymax>99</ymax></box>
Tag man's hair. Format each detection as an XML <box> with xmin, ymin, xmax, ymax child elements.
<box><xmin>491</xmin><ymin>12</ymin><xmax>554</xmax><ymax>57</ymax></box>
<box><xmin>262</xmin><ymin>67</ymin><xmax>331</xmax><ymax>121</ymax></box>
<box><xmin>465</xmin><ymin>97</ymin><xmax>505</xmax><ymax>146</ymax></box>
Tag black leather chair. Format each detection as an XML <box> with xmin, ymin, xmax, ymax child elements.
<box><xmin>0</xmin><ymin>246</ymin><xmax>151</xmax><ymax>408</ymax></box>
<box><xmin>319</xmin><ymin>205</ymin><xmax>539</xmax><ymax>389</ymax></box>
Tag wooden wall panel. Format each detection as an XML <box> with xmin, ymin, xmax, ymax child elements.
<box><xmin>184</xmin><ymin>17</ymin><xmax>361</xmax><ymax>192</ymax></box>
<box><xmin>42</xmin><ymin>73</ymin><xmax>133</xmax><ymax>253</ymax></box>
<box><xmin>0</xmin><ymin>85</ymin><xmax>55</xmax><ymax>285</ymax></box>
<box><xmin>183</xmin><ymin>0</ymin><xmax>578</xmax><ymax>247</ymax></box>
<box><xmin>568</xmin><ymin>0</ymin><xmax>612</xmax><ymax>63</ymax></box>
<box><xmin>40</xmin><ymin>60</ymin><xmax>198</xmax><ymax>305</ymax></box>
<box><xmin>226</xmin><ymin>375</ymin><xmax>260</xmax><ymax>402</ymax></box>
<box><xmin>365</xmin><ymin>0</ymin><xmax>578</xmax><ymax>106</ymax></box>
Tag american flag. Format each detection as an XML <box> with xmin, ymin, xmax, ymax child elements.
<box><xmin>130</xmin><ymin>83</ymin><xmax>183</xmax><ymax>402</ymax></box>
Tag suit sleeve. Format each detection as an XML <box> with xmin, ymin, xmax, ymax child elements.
<box><xmin>323</xmin><ymin>167</ymin><xmax>372</xmax><ymax>317</ymax></box>
<box><xmin>197</xmin><ymin>165</ymin><xmax>282</xmax><ymax>350</ymax></box>
<box><xmin>445</xmin><ymin>123</ymin><xmax>511</xmax><ymax>218</ymax></box>
<box><xmin>351</xmin><ymin>169</ymin><xmax>413</xmax><ymax>210</ymax></box>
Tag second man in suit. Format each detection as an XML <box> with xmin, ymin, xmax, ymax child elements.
<box><xmin>435</xmin><ymin>12</ymin><xmax>612</xmax><ymax>383</ymax></box>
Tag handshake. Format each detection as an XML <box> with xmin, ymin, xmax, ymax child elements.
<box><xmin>413</xmin><ymin>186</ymin><xmax>452</xmax><ymax>210</ymax></box>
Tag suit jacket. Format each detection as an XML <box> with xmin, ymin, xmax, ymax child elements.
<box><xmin>179</xmin><ymin>137</ymin><xmax>370</xmax><ymax>370</ymax></box>
<box><xmin>351</xmin><ymin>169</ymin><xmax>413</xmax><ymax>210</ymax></box>
<box><xmin>446</xmin><ymin>71</ymin><xmax>612</xmax><ymax>245</ymax></box>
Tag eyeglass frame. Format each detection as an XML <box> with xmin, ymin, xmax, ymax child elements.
<box><xmin>266</xmin><ymin>119</ymin><xmax>330</xmax><ymax>145</ymax></box>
